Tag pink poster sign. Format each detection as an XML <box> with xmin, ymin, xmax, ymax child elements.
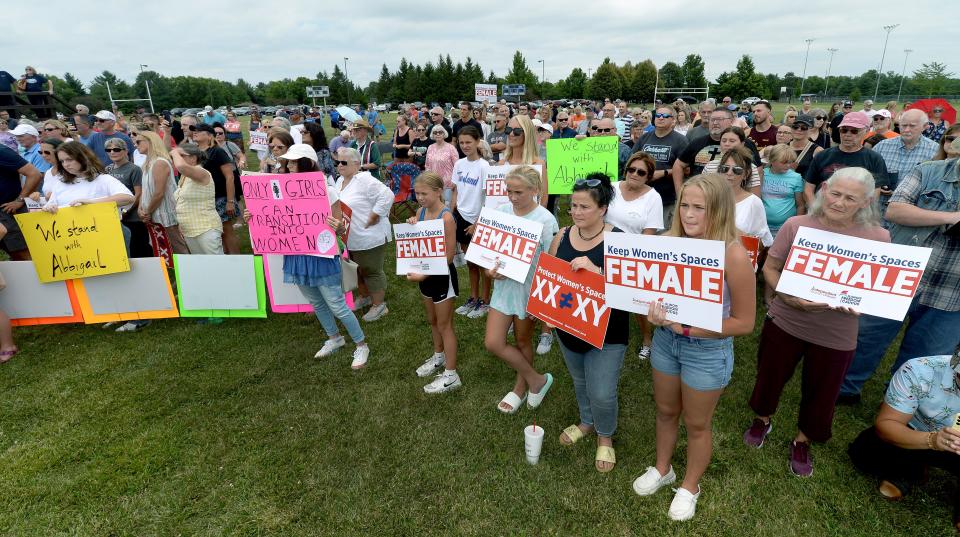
<box><xmin>241</xmin><ymin>172</ymin><xmax>338</xmax><ymax>257</ymax></box>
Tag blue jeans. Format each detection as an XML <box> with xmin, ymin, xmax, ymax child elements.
<box><xmin>556</xmin><ymin>337</ymin><xmax>626</xmax><ymax>437</ymax></box>
<box><xmin>297</xmin><ymin>275</ymin><xmax>365</xmax><ymax>344</ymax></box>
<box><xmin>650</xmin><ymin>327</ymin><xmax>734</xmax><ymax>391</ymax></box>
<box><xmin>841</xmin><ymin>298</ymin><xmax>960</xmax><ymax>397</ymax></box>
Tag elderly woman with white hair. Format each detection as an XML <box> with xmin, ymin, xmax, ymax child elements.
<box><xmin>742</xmin><ymin>167</ymin><xmax>891</xmax><ymax>478</ymax></box>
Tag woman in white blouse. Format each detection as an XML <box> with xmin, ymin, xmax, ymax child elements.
<box><xmin>714</xmin><ymin>146</ymin><xmax>773</xmax><ymax>248</ymax></box>
<box><xmin>334</xmin><ymin>147</ymin><xmax>395</xmax><ymax>322</ymax></box>
<box><xmin>39</xmin><ymin>141</ymin><xmax>134</xmax><ymax>214</ymax></box>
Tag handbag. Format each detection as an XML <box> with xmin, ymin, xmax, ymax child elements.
<box><xmin>340</xmin><ymin>256</ymin><xmax>359</xmax><ymax>292</ymax></box>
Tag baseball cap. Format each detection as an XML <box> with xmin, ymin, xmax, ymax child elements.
<box><xmin>279</xmin><ymin>144</ymin><xmax>318</xmax><ymax>163</ymax></box>
<box><xmin>94</xmin><ymin>110</ymin><xmax>117</xmax><ymax>121</ymax></box>
<box><xmin>872</xmin><ymin>109</ymin><xmax>892</xmax><ymax>120</ymax></box>
<box><xmin>842</xmin><ymin>100</ymin><xmax>853</xmax><ymax>107</ymax></box>
<box><xmin>532</xmin><ymin>119</ymin><xmax>553</xmax><ymax>134</ymax></box>
<box><xmin>10</xmin><ymin>124</ymin><xmax>39</xmax><ymax>137</ymax></box>
<box><xmin>838</xmin><ymin>111</ymin><xmax>871</xmax><ymax>130</ymax></box>
<box><xmin>864</xmin><ymin>99</ymin><xmax>874</xmax><ymax>106</ymax></box>
<box><xmin>204</xmin><ymin>105</ymin><xmax>214</xmax><ymax>112</ymax></box>
<box><xmin>794</xmin><ymin>114</ymin><xmax>815</xmax><ymax>127</ymax></box>
<box><xmin>727</xmin><ymin>104</ymin><xmax>738</xmax><ymax>111</ymax></box>
<box><xmin>193</xmin><ymin>123</ymin><xmax>216</xmax><ymax>135</ymax></box>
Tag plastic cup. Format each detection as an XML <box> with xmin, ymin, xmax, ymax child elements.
<box><xmin>524</xmin><ymin>425</ymin><xmax>545</xmax><ymax>465</ymax></box>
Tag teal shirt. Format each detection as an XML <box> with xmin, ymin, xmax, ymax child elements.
<box><xmin>761</xmin><ymin>169</ymin><xmax>804</xmax><ymax>228</ymax></box>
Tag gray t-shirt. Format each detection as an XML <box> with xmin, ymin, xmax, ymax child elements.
<box><xmin>105</xmin><ymin>161</ymin><xmax>142</xmax><ymax>222</ymax></box>
<box><xmin>685</xmin><ymin>123</ymin><xmax>709</xmax><ymax>141</ymax></box>
<box><xmin>487</xmin><ymin>130</ymin><xmax>508</xmax><ymax>163</ymax></box>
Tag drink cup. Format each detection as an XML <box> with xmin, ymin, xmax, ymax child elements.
<box><xmin>524</xmin><ymin>425</ymin><xmax>544</xmax><ymax>465</ymax></box>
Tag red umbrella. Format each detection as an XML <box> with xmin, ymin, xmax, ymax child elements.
<box><xmin>905</xmin><ymin>98</ymin><xmax>956</xmax><ymax>125</ymax></box>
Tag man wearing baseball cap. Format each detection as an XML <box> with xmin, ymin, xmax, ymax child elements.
<box><xmin>830</xmin><ymin>100</ymin><xmax>854</xmax><ymax>144</ymax></box>
<box><xmin>10</xmin><ymin>124</ymin><xmax>49</xmax><ymax>173</ymax></box>
<box><xmin>85</xmin><ymin>110</ymin><xmax>134</xmax><ymax>166</ymax></box>
<box><xmin>858</xmin><ymin>99</ymin><xmax>876</xmax><ymax>116</ymax></box>
<box><xmin>202</xmin><ymin>105</ymin><xmax>226</xmax><ymax>126</ymax></box>
<box><xmin>863</xmin><ymin>109</ymin><xmax>899</xmax><ymax>143</ymax></box>
<box><xmin>802</xmin><ymin>111</ymin><xmax>889</xmax><ymax>206</ymax></box>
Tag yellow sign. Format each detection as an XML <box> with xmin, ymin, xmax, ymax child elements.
<box><xmin>15</xmin><ymin>203</ymin><xmax>130</xmax><ymax>282</ymax></box>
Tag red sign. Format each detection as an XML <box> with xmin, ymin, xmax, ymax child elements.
<box><xmin>340</xmin><ymin>202</ymin><xmax>353</xmax><ymax>243</ymax></box>
<box><xmin>740</xmin><ymin>235</ymin><xmax>760</xmax><ymax>272</ymax></box>
<box><xmin>471</xmin><ymin>223</ymin><xmax>537</xmax><ymax>263</ymax></box>
<box><xmin>527</xmin><ymin>253</ymin><xmax>611</xmax><ymax>349</ymax></box>
<box><xmin>605</xmin><ymin>255</ymin><xmax>724</xmax><ymax>303</ymax></box>
<box><xmin>784</xmin><ymin>245</ymin><xmax>921</xmax><ymax>296</ymax></box>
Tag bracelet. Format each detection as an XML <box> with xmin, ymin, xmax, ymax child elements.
<box><xmin>928</xmin><ymin>431</ymin><xmax>939</xmax><ymax>450</ymax></box>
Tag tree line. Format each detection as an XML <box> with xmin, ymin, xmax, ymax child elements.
<box><xmin>43</xmin><ymin>52</ymin><xmax>957</xmax><ymax>113</ymax></box>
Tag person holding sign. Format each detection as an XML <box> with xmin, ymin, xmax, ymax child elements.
<box><xmin>606</xmin><ymin>152</ymin><xmax>663</xmax><ymax>360</ymax></box>
<box><xmin>39</xmin><ymin>142</ymin><xmax>135</xmax><ymax>217</ymax></box>
<box><xmin>405</xmin><ymin>171</ymin><xmax>461</xmax><ymax>392</ymax></box>
<box><xmin>633</xmin><ymin>174</ymin><xmax>756</xmax><ymax>521</ymax></box>
<box><xmin>170</xmin><ymin>144</ymin><xmax>224</xmax><ymax>255</ymax></box>
<box><xmin>547</xmin><ymin>173</ymin><xmax>630</xmax><ymax>472</ymax></box>
<box><xmin>450</xmin><ymin>127</ymin><xmax>490</xmax><ymax>319</ymax></box>
<box><xmin>715</xmin><ymin>147</ymin><xmax>773</xmax><ymax>248</ymax></box>
<box><xmin>484</xmin><ymin>166</ymin><xmax>558</xmax><ymax>414</ymax></box>
<box><xmin>744</xmin><ymin>167</ymin><xmax>888</xmax><ymax>478</ymax></box>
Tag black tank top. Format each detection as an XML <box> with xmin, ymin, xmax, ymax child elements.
<box><xmin>394</xmin><ymin>129</ymin><xmax>411</xmax><ymax>159</ymax></box>
<box><xmin>554</xmin><ymin>226</ymin><xmax>630</xmax><ymax>353</ymax></box>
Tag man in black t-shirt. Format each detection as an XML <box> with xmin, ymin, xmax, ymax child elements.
<box><xmin>0</xmin><ymin>146</ymin><xmax>43</xmax><ymax>259</ymax></box>
<box><xmin>830</xmin><ymin>101</ymin><xmax>853</xmax><ymax>144</ymax></box>
<box><xmin>451</xmin><ymin>101</ymin><xmax>483</xmax><ymax>158</ymax></box>
<box><xmin>804</xmin><ymin>111</ymin><xmax>889</xmax><ymax>206</ymax></box>
<box><xmin>193</xmin><ymin>124</ymin><xmax>240</xmax><ymax>254</ymax></box>
<box><xmin>673</xmin><ymin>108</ymin><xmax>761</xmax><ymax>198</ymax></box>
<box><xmin>632</xmin><ymin>104</ymin><xmax>688</xmax><ymax>228</ymax></box>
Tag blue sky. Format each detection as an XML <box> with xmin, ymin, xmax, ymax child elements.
<box><xmin>5</xmin><ymin>0</ymin><xmax>950</xmax><ymax>88</ymax></box>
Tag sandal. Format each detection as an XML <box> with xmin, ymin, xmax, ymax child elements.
<box><xmin>595</xmin><ymin>445</ymin><xmax>616</xmax><ymax>473</ymax></box>
<box><xmin>560</xmin><ymin>424</ymin><xmax>589</xmax><ymax>446</ymax></box>
<box><xmin>0</xmin><ymin>348</ymin><xmax>18</xmax><ymax>364</ymax></box>
<box><xmin>527</xmin><ymin>373</ymin><xmax>554</xmax><ymax>409</ymax></box>
<box><xmin>497</xmin><ymin>391</ymin><xmax>527</xmax><ymax>414</ymax></box>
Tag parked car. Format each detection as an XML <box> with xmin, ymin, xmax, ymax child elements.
<box><xmin>170</xmin><ymin>107</ymin><xmax>185</xmax><ymax>116</ymax></box>
<box><xmin>742</xmin><ymin>96</ymin><xmax>762</xmax><ymax>105</ymax></box>
<box><xmin>181</xmin><ymin>108</ymin><xmax>202</xmax><ymax>117</ymax></box>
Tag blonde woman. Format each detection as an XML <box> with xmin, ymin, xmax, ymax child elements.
<box><xmin>40</xmin><ymin>119</ymin><xmax>72</xmax><ymax>142</ymax></box>
<box><xmin>137</xmin><ymin>131</ymin><xmax>189</xmax><ymax>255</ymax></box>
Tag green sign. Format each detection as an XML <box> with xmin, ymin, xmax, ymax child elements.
<box><xmin>545</xmin><ymin>136</ymin><xmax>619</xmax><ymax>194</ymax></box>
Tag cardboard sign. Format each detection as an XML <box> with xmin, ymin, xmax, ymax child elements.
<box><xmin>249</xmin><ymin>130</ymin><xmax>268</xmax><ymax>152</ymax></box>
<box><xmin>776</xmin><ymin>226</ymin><xmax>932</xmax><ymax>320</ymax></box>
<box><xmin>173</xmin><ymin>255</ymin><xmax>267</xmax><ymax>318</ymax></box>
<box><xmin>604</xmin><ymin>232</ymin><xmax>726</xmax><ymax>332</ymax></box>
<box><xmin>527</xmin><ymin>253</ymin><xmax>611</xmax><ymax>349</ymax></box>
<box><xmin>0</xmin><ymin>261</ymin><xmax>84</xmax><ymax>326</ymax></box>
<box><xmin>73</xmin><ymin>257</ymin><xmax>178</xmax><ymax>323</ymax></box>
<box><xmin>15</xmin><ymin>202</ymin><xmax>130</xmax><ymax>282</ymax></box>
<box><xmin>464</xmin><ymin>207</ymin><xmax>544</xmax><ymax>283</ymax></box>
<box><xmin>484</xmin><ymin>164</ymin><xmax>543</xmax><ymax>209</ymax></box>
<box><xmin>262</xmin><ymin>254</ymin><xmax>355</xmax><ymax>313</ymax></box>
<box><xmin>394</xmin><ymin>220</ymin><xmax>449</xmax><ymax>276</ymax></box>
<box><xmin>241</xmin><ymin>171</ymin><xmax>338</xmax><ymax>257</ymax></box>
<box><xmin>545</xmin><ymin>136</ymin><xmax>619</xmax><ymax>194</ymax></box>
<box><xmin>741</xmin><ymin>235</ymin><xmax>761</xmax><ymax>272</ymax></box>
<box><xmin>475</xmin><ymin>83</ymin><xmax>498</xmax><ymax>104</ymax></box>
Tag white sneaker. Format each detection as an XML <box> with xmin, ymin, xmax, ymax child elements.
<box><xmin>536</xmin><ymin>332</ymin><xmax>554</xmax><ymax>355</ymax></box>
<box><xmin>632</xmin><ymin>466</ymin><xmax>676</xmax><ymax>496</ymax></box>
<box><xmin>423</xmin><ymin>371</ymin><xmax>462</xmax><ymax>394</ymax></box>
<box><xmin>351</xmin><ymin>296</ymin><xmax>372</xmax><ymax>311</ymax></box>
<box><xmin>455</xmin><ymin>298</ymin><xmax>477</xmax><ymax>315</ymax></box>
<box><xmin>466</xmin><ymin>300</ymin><xmax>489</xmax><ymax>319</ymax></box>
<box><xmin>115</xmin><ymin>320</ymin><xmax>149</xmax><ymax>332</ymax></box>
<box><xmin>668</xmin><ymin>486</ymin><xmax>701</xmax><ymax>521</ymax></box>
<box><xmin>362</xmin><ymin>303</ymin><xmax>389</xmax><ymax>322</ymax></box>
<box><xmin>101</xmin><ymin>321</ymin><xmax>122</xmax><ymax>330</ymax></box>
<box><xmin>351</xmin><ymin>345</ymin><xmax>370</xmax><ymax>369</ymax></box>
<box><xmin>416</xmin><ymin>352</ymin><xmax>445</xmax><ymax>378</ymax></box>
<box><xmin>315</xmin><ymin>336</ymin><xmax>345</xmax><ymax>358</ymax></box>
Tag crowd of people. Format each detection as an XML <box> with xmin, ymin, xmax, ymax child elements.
<box><xmin>1</xmin><ymin>90</ymin><xmax>958</xmax><ymax>524</ymax></box>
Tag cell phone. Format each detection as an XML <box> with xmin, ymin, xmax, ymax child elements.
<box><xmin>951</xmin><ymin>413</ymin><xmax>960</xmax><ymax>431</ymax></box>
<box><xmin>946</xmin><ymin>221</ymin><xmax>960</xmax><ymax>239</ymax></box>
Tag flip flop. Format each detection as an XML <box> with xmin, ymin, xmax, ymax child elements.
<box><xmin>527</xmin><ymin>373</ymin><xmax>554</xmax><ymax>409</ymax></box>
<box><xmin>595</xmin><ymin>445</ymin><xmax>616</xmax><ymax>473</ymax></box>
<box><xmin>497</xmin><ymin>391</ymin><xmax>527</xmax><ymax>414</ymax></box>
<box><xmin>0</xmin><ymin>349</ymin><xmax>18</xmax><ymax>364</ymax></box>
<box><xmin>560</xmin><ymin>424</ymin><xmax>588</xmax><ymax>446</ymax></box>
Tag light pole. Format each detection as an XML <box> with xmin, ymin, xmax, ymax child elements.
<box><xmin>798</xmin><ymin>38</ymin><xmax>815</xmax><ymax>96</ymax></box>
<box><xmin>344</xmin><ymin>57</ymin><xmax>350</xmax><ymax>105</ymax></box>
<box><xmin>896</xmin><ymin>49</ymin><xmax>913</xmax><ymax>103</ymax></box>
<box><xmin>537</xmin><ymin>59</ymin><xmax>544</xmax><ymax>97</ymax></box>
<box><xmin>587</xmin><ymin>67</ymin><xmax>592</xmax><ymax>78</ymax></box>
<box><xmin>139</xmin><ymin>64</ymin><xmax>148</xmax><ymax>74</ymax></box>
<box><xmin>823</xmin><ymin>48</ymin><xmax>838</xmax><ymax>97</ymax></box>
<box><xmin>874</xmin><ymin>24</ymin><xmax>899</xmax><ymax>100</ymax></box>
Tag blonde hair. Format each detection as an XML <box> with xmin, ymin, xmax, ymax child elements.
<box><xmin>667</xmin><ymin>174</ymin><xmax>739</xmax><ymax>244</ymax></box>
<box><xmin>767</xmin><ymin>144</ymin><xmax>795</xmax><ymax>164</ymax></box>
<box><xmin>137</xmin><ymin>131</ymin><xmax>171</xmax><ymax>173</ymax></box>
<box><xmin>503</xmin><ymin>115</ymin><xmax>539</xmax><ymax>164</ymax></box>
<box><xmin>415</xmin><ymin>170</ymin><xmax>444</xmax><ymax>191</ymax></box>
<box><xmin>505</xmin><ymin>165</ymin><xmax>542</xmax><ymax>195</ymax></box>
<box><xmin>42</xmin><ymin>119</ymin><xmax>70</xmax><ymax>139</ymax></box>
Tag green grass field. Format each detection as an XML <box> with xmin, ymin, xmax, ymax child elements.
<box><xmin>1</xmin><ymin>110</ymin><xmax>955</xmax><ymax>535</ymax></box>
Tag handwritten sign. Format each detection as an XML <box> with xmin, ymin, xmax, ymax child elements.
<box><xmin>464</xmin><ymin>207</ymin><xmax>544</xmax><ymax>283</ymax></box>
<box><xmin>15</xmin><ymin>202</ymin><xmax>130</xmax><ymax>282</ymax></box>
<box><xmin>394</xmin><ymin>220</ymin><xmax>449</xmax><ymax>275</ymax></box>
<box><xmin>776</xmin><ymin>226</ymin><xmax>932</xmax><ymax>320</ymax></box>
<box><xmin>527</xmin><ymin>253</ymin><xmax>611</xmax><ymax>349</ymax></box>
<box><xmin>604</xmin><ymin>232</ymin><xmax>726</xmax><ymax>332</ymax></box>
<box><xmin>241</xmin><ymin>171</ymin><xmax>338</xmax><ymax>256</ymax></box>
<box><xmin>475</xmin><ymin>83</ymin><xmax>498</xmax><ymax>104</ymax></box>
<box><xmin>484</xmin><ymin>164</ymin><xmax>543</xmax><ymax>209</ymax></box>
<box><xmin>249</xmin><ymin>130</ymin><xmax>268</xmax><ymax>152</ymax></box>
<box><xmin>545</xmin><ymin>136</ymin><xmax>619</xmax><ymax>194</ymax></box>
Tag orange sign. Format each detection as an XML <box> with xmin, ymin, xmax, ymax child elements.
<box><xmin>741</xmin><ymin>235</ymin><xmax>761</xmax><ymax>272</ymax></box>
<box><xmin>527</xmin><ymin>253</ymin><xmax>611</xmax><ymax>349</ymax></box>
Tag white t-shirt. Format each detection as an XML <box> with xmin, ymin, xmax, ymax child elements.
<box><xmin>451</xmin><ymin>157</ymin><xmax>489</xmax><ymax>223</ymax></box>
<box><xmin>735</xmin><ymin>194</ymin><xmax>773</xmax><ymax>246</ymax></box>
<box><xmin>290</xmin><ymin>124</ymin><xmax>304</xmax><ymax>145</ymax></box>
<box><xmin>132</xmin><ymin>147</ymin><xmax>147</xmax><ymax>167</ymax></box>
<box><xmin>606</xmin><ymin>183</ymin><xmax>664</xmax><ymax>234</ymax></box>
<box><xmin>43</xmin><ymin>173</ymin><xmax>133</xmax><ymax>214</ymax></box>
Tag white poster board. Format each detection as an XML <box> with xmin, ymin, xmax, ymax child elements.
<box><xmin>776</xmin><ymin>226</ymin><xmax>932</xmax><ymax>320</ymax></box>
<box><xmin>0</xmin><ymin>261</ymin><xmax>74</xmax><ymax>319</ymax></box>
<box><xmin>464</xmin><ymin>207</ymin><xmax>544</xmax><ymax>283</ymax></box>
<box><xmin>604</xmin><ymin>232</ymin><xmax>727</xmax><ymax>332</ymax></box>
<box><xmin>249</xmin><ymin>131</ymin><xmax>268</xmax><ymax>152</ymax></box>
<box><xmin>394</xmin><ymin>220</ymin><xmax>449</xmax><ymax>276</ymax></box>
<box><xmin>176</xmin><ymin>255</ymin><xmax>259</xmax><ymax>311</ymax></box>
<box><xmin>475</xmin><ymin>83</ymin><xmax>498</xmax><ymax>104</ymax></box>
<box><xmin>484</xmin><ymin>164</ymin><xmax>542</xmax><ymax>209</ymax></box>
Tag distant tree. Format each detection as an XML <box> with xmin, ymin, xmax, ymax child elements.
<box><xmin>913</xmin><ymin>62</ymin><xmax>954</xmax><ymax>98</ymax></box>
<box><xmin>681</xmin><ymin>54</ymin><xmax>708</xmax><ymax>89</ymax></box>
<box><xmin>589</xmin><ymin>58</ymin><xmax>622</xmax><ymax>100</ymax></box>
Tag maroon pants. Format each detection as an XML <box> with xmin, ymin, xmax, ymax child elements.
<box><xmin>748</xmin><ymin>318</ymin><xmax>855</xmax><ymax>443</ymax></box>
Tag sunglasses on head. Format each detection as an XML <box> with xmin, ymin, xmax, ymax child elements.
<box><xmin>839</xmin><ymin>127</ymin><xmax>861</xmax><ymax>134</ymax></box>
<box><xmin>105</xmin><ymin>147</ymin><xmax>126</xmax><ymax>153</ymax></box>
<box><xmin>718</xmin><ymin>164</ymin><xmax>744</xmax><ymax>175</ymax></box>
<box><xmin>575</xmin><ymin>178</ymin><xmax>602</xmax><ymax>187</ymax></box>
<box><xmin>625</xmin><ymin>166</ymin><xmax>648</xmax><ymax>177</ymax></box>
<box><xmin>506</xmin><ymin>127</ymin><xmax>524</xmax><ymax>136</ymax></box>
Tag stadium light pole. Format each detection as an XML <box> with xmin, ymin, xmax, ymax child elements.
<box><xmin>874</xmin><ymin>24</ymin><xmax>899</xmax><ymax>100</ymax></box>
<box><xmin>896</xmin><ymin>49</ymin><xmax>913</xmax><ymax>102</ymax></box>
<box><xmin>798</xmin><ymin>38</ymin><xmax>815</xmax><ymax>96</ymax></box>
<box><xmin>344</xmin><ymin>57</ymin><xmax>350</xmax><ymax>105</ymax></box>
<box><xmin>823</xmin><ymin>48</ymin><xmax>838</xmax><ymax>97</ymax></box>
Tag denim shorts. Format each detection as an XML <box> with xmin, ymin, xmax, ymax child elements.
<box><xmin>650</xmin><ymin>326</ymin><xmax>734</xmax><ymax>391</ymax></box>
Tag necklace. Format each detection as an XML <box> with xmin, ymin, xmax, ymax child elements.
<box><xmin>577</xmin><ymin>224</ymin><xmax>604</xmax><ymax>241</ymax></box>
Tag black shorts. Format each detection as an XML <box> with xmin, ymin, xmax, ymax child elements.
<box><xmin>418</xmin><ymin>265</ymin><xmax>459</xmax><ymax>304</ymax></box>
<box><xmin>453</xmin><ymin>208</ymin><xmax>473</xmax><ymax>246</ymax></box>
<box><xmin>0</xmin><ymin>207</ymin><xmax>28</xmax><ymax>254</ymax></box>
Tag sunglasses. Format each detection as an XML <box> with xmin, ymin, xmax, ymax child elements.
<box><xmin>815</xmin><ymin>116</ymin><xmax>826</xmax><ymax>120</ymax></box>
<box><xmin>718</xmin><ymin>165</ymin><xmax>745</xmax><ymax>175</ymax></box>
<box><xmin>625</xmin><ymin>166</ymin><xmax>649</xmax><ymax>177</ymax></box>
<box><xmin>95</xmin><ymin>118</ymin><xmax>110</xmax><ymax>123</ymax></box>
<box><xmin>575</xmin><ymin>178</ymin><xmax>602</xmax><ymax>187</ymax></box>
<box><xmin>506</xmin><ymin>127</ymin><xmax>524</xmax><ymax>136</ymax></box>
<box><xmin>269</xmin><ymin>144</ymin><xmax>286</xmax><ymax>150</ymax></box>
<box><xmin>933</xmin><ymin>109</ymin><xmax>943</xmax><ymax>113</ymax></box>
<box><xmin>105</xmin><ymin>147</ymin><xmax>126</xmax><ymax>153</ymax></box>
<box><xmin>839</xmin><ymin>127</ymin><xmax>861</xmax><ymax>134</ymax></box>
<box><xmin>595</xmin><ymin>128</ymin><xmax>614</xmax><ymax>134</ymax></box>
<box><xmin>843</xmin><ymin>105</ymin><xmax>853</xmax><ymax>109</ymax></box>
<box><xmin>430</xmin><ymin>112</ymin><xmax>442</xmax><ymax>116</ymax></box>
<box><xmin>873</xmin><ymin>117</ymin><xmax>886</xmax><ymax>121</ymax></box>
<box><xmin>792</xmin><ymin>125</ymin><xmax>809</xmax><ymax>131</ymax></box>
<box><xmin>43</xmin><ymin>127</ymin><xmax>57</xmax><ymax>132</ymax></box>
<box><xmin>557</xmin><ymin>117</ymin><xmax>568</xmax><ymax>121</ymax></box>
<box><xmin>944</xmin><ymin>135</ymin><xmax>957</xmax><ymax>143</ymax></box>
<box><xmin>215</xmin><ymin>132</ymin><xmax>225</xmax><ymax>135</ymax></box>
<box><xmin>335</xmin><ymin>160</ymin><xmax>350</xmax><ymax>166</ymax></box>
<box><xmin>41</xmin><ymin>150</ymin><xmax>53</xmax><ymax>155</ymax></box>
<box><xmin>186</xmin><ymin>125</ymin><xmax>196</xmax><ymax>131</ymax></box>
<box><xmin>654</xmin><ymin>113</ymin><xmax>673</xmax><ymax>119</ymax></box>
